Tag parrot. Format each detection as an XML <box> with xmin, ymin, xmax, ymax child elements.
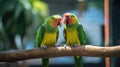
<box><xmin>63</xmin><ymin>13</ymin><xmax>86</xmax><ymax>67</ymax></box>
<box><xmin>36</xmin><ymin>15</ymin><xmax>62</xmax><ymax>67</ymax></box>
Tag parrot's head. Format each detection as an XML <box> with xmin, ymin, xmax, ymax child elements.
<box><xmin>63</xmin><ymin>13</ymin><xmax>79</xmax><ymax>28</ymax></box>
<box><xmin>46</xmin><ymin>15</ymin><xmax>62</xmax><ymax>28</ymax></box>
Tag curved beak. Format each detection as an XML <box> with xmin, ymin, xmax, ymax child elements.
<box><xmin>64</xmin><ymin>13</ymin><xmax>70</xmax><ymax>24</ymax></box>
<box><xmin>64</xmin><ymin>13</ymin><xmax>70</xmax><ymax>17</ymax></box>
<box><xmin>57</xmin><ymin>17</ymin><xmax>62</xmax><ymax>26</ymax></box>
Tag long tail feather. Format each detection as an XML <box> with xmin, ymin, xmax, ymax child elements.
<box><xmin>42</xmin><ymin>58</ymin><xmax>49</xmax><ymax>67</ymax></box>
<box><xmin>74</xmin><ymin>56</ymin><xmax>83</xmax><ymax>67</ymax></box>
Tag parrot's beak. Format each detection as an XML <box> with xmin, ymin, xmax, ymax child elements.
<box><xmin>64</xmin><ymin>13</ymin><xmax>70</xmax><ymax>24</ymax></box>
<box><xmin>57</xmin><ymin>17</ymin><xmax>62</xmax><ymax>26</ymax></box>
<box><xmin>57</xmin><ymin>21</ymin><xmax>62</xmax><ymax>27</ymax></box>
<box><xmin>66</xmin><ymin>18</ymin><xmax>69</xmax><ymax>24</ymax></box>
<box><xmin>60</xmin><ymin>21</ymin><xmax>62</xmax><ymax>26</ymax></box>
<box><xmin>63</xmin><ymin>16</ymin><xmax>69</xmax><ymax>24</ymax></box>
<box><xmin>64</xmin><ymin>13</ymin><xmax>70</xmax><ymax>17</ymax></box>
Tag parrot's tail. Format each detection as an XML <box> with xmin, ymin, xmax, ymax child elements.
<box><xmin>74</xmin><ymin>56</ymin><xmax>83</xmax><ymax>67</ymax></box>
<box><xmin>42</xmin><ymin>58</ymin><xmax>49</xmax><ymax>67</ymax></box>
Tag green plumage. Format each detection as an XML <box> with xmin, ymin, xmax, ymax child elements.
<box><xmin>77</xmin><ymin>24</ymin><xmax>86</xmax><ymax>45</ymax></box>
<box><xmin>36</xmin><ymin>25</ymin><xmax>45</xmax><ymax>47</ymax></box>
<box><xmin>63</xmin><ymin>13</ymin><xmax>86</xmax><ymax>67</ymax></box>
<box><xmin>36</xmin><ymin>15</ymin><xmax>62</xmax><ymax>67</ymax></box>
<box><xmin>75</xmin><ymin>24</ymin><xmax>86</xmax><ymax>67</ymax></box>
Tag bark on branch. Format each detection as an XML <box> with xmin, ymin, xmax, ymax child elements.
<box><xmin>0</xmin><ymin>45</ymin><xmax>120</xmax><ymax>62</ymax></box>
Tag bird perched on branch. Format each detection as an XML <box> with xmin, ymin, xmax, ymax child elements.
<box><xmin>36</xmin><ymin>15</ymin><xmax>62</xmax><ymax>67</ymax></box>
<box><xmin>63</xmin><ymin>13</ymin><xmax>86</xmax><ymax>67</ymax></box>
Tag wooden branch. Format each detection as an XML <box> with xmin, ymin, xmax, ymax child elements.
<box><xmin>0</xmin><ymin>45</ymin><xmax>120</xmax><ymax>62</ymax></box>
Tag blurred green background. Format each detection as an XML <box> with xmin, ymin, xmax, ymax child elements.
<box><xmin>0</xmin><ymin>0</ymin><xmax>49</xmax><ymax>51</ymax></box>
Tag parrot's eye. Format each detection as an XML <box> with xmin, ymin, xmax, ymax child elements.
<box><xmin>55</xmin><ymin>19</ymin><xmax>57</xmax><ymax>21</ymax></box>
<box><xmin>51</xmin><ymin>18</ymin><xmax>57</xmax><ymax>20</ymax></box>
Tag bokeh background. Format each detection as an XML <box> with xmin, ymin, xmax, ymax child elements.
<box><xmin>0</xmin><ymin>0</ymin><xmax>120</xmax><ymax>67</ymax></box>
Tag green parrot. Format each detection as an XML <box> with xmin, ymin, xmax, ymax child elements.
<box><xmin>63</xmin><ymin>13</ymin><xmax>86</xmax><ymax>67</ymax></box>
<box><xmin>36</xmin><ymin>15</ymin><xmax>62</xmax><ymax>67</ymax></box>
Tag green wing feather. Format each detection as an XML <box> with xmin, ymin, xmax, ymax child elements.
<box><xmin>77</xmin><ymin>24</ymin><xmax>86</xmax><ymax>45</ymax></box>
<box><xmin>36</xmin><ymin>25</ymin><xmax>45</xmax><ymax>47</ymax></box>
<box><xmin>74</xmin><ymin>24</ymin><xmax>86</xmax><ymax>67</ymax></box>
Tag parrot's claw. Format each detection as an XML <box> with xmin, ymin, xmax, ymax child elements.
<box><xmin>63</xmin><ymin>44</ymin><xmax>67</xmax><ymax>49</ymax></box>
<box><xmin>73</xmin><ymin>44</ymin><xmax>79</xmax><ymax>47</ymax></box>
<box><xmin>42</xmin><ymin>45</ymin><xmax>47</xmax><ymax>49</ymax></box>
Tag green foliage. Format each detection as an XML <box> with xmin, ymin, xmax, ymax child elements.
<box><xmin>0</xmin><ymin>0</ymin><xmax>49</xmax><ymax>51</ymax></box>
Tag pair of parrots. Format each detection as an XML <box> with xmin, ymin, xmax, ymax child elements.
<box><xmin>36</xmin><ymin>13</ymin><xmax>86</xmax><ymax>67</ymax></box>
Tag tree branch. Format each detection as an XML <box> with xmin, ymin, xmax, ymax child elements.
<box><xmin>0</xmin><ymin>45</ymin><xmax>120</xmax><ymax>62</ymax></box>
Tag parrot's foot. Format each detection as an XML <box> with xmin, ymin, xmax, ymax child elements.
<box><xmin>63</xmin><ymin>44</ymin><xmax>67</xmax><ymax>49</ymax></box>
<box><xmin>73</xmin><ymin>44</ymin><xmax>79</xmax><ymax>47</ymax></box>
<box><xmin>42</xmin><ymin>45</ymin><xmax>47</xmax><ymax>49</ymax></box>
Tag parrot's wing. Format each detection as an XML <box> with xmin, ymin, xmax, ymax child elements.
<box><xmin>36</xmin><ymin>25</ymin><xmax>45</xmax><ymax>47</ymax></box>
<box><xmin>77</xmin><ymin>24</ymin><xmax>86</xmax><ymax>45</ymax></box>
